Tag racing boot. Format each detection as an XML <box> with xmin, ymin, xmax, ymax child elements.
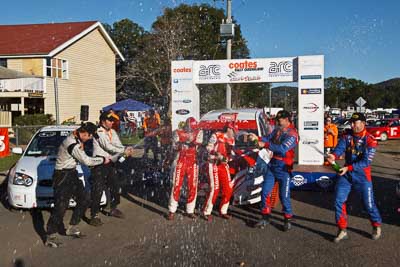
<box><xmin>45</xmin><ymin>233</ymin><xmax>62</xmax><ymax>248</ymax></box>
<box><xmin>66</xmin><ymin>225</ymin><xmax>81</xmax><ymax>238</ymax></box>
<box><xmin>202</xmin><ymin>214</ymin><xmax>213</xmax><ymax>222</ymax></box>
<box><xmin>89</xmin><ymin>214</ymin><xmax>104</xmax><ymax>227</ymax></box>
<box><xmin>254</xmin><ymin>214</ymin><xmax>271</xmax><ymax>229</ymax></box>
<box><xmin>283</xmin><ymin>218</ymin><xmax>292</xmax><ymax>232</ymax></box>
<box><xmin>334</xmin><ymin>229</ymin><xmax>348</xmax><ymax>243</ymax></box>
<box><xmin>372</xmin><ymin>226</ymin><xmax>382</xmax><ymax>240</ymax></box>
<box><xmin>167</xmin><ymin>212</ymin><xmax>175</xmax><ymax>221</ymax></box>
<box><xmin>220</xmin><ymin>214</ymin><xmax>232</xmax><ymax>220</ymax></box>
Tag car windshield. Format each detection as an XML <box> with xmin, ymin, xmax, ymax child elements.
<box><xmin>368</xmin><ymin>120</ymin><xmax>389</xmax><ymax>127</ymax></box>
<box><xmin>235</xmin><ymin>129</ymin><xmax>259</xmax><ymax>149</ymax></box>
<box><xmin>202</xmin><ymin>128</ymin><xmax>259</xmax><ymax>150</ymax></box>
<box><xmin>25</xmin><ymin>130</ymin><xmax>71</xmax><ymax>156</ymax></box>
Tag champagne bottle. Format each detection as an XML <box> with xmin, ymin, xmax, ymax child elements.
<box><xmin>118</xmin><ymin>155</ymin><xmax>126</xmax><ymax>163</ymax></box>
<box><xmin>331</xmin><ymin>161</ymin><xmax>341</xmax><ymax>172</ymax></box>
<box><xmin>253</xmin><ymin>139</ymin><xmax>260</xmax><ymax>148</ymax></box>
<box><xmin>118</xmin><ymin>152</ymin><xmax>129</xmax><ymax>163</ymax></box>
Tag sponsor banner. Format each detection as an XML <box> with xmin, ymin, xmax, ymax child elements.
<box><xmin>301</xmin><ymin>75</ymin><xmax>322</xmax><ymax>80</ymax></box>
<box><xmin>316</xmin><ymin>176</ymin><xmax>333</xmax><ymax>188</ymax></box>
<box><xmin>173</xmin><ymin>78</ymin><xmax>193</xmax><ymax>84</ymax></box>
<box><xmin>0</xmin><ymin>128</ymin><xmax>10</xmax><ymax>157</ymax></box>
<box><xmin>172</xmin><ymin>66</ymin><xmax>193</xmax><ymax>78</ymax></box>
<box><xmin>301</xmin><ymin>88</ymin><xmax>321</xmax><ymax>94</ymax></box>
<box><xmin>303</xmin><ymin>120</ymin><xmax>319</xmax><ymax>130</ymax></box>
<box><xmin>292</xmin><ymin>175</ymin><xmax>307</xmax><ymax>187</ymax></box>
<box><xmin>175</xmin><ymin>109</ymin><xmax>190</xmax><ymax>115</ymax></box>
<box><xmin>172</xmin><ymin>99</ymin><xmax>192</xmax><ymax>104</ymax></box>
<box><xmin>301</xmin><ymin>138</ymin><xmax>319</xmax><ymax>145</ymax></box>
<box><xmin>193</xmin><ymin>57</ymin><xmax>295</xmax><ymax>84</ymax></box>
<box><xmin>298</xmin><ymin>55</ymin><xmax>324</xmax><ymax>165</ymax></box>
<box><xmin>171</xmin><ymin>61</ymin><xmax>199</xmax><ymax>130</ymax></box>
<box><xmin>302</xmin><ymin>102</ymin><xmax>320</xmax><ymax>113</ymax></box>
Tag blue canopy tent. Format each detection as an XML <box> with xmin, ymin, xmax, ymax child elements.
<box><xmin>102</xmin><ymin>99</ymin><xmax>152</xmax><ymax>112</ymax></box>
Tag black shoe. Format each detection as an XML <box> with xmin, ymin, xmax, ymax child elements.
<box><xmin>255</xmin><ymin>215</ymin><xmax>270</xmax><ymax>229</ymax></box>
<box><xmin>283</xmin><ymin>218</ymin><xmax>292</xmax><ymax>232</ymax></box>
<box><xmin>89</xmin><ymin>215</ymin><xmax>103</xmax><ymax>227</ymax></box>
<box><xmin>109</xmin><ymin>208</ymin><xmax>125</xmax><ymax>219</ymax></box>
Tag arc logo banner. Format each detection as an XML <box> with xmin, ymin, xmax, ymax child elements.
<box><xmin>0</xmin><ymin>128</ymin><xmax>10</xmax><ymax>157</ymax></box>
<box><xmin>193</xmin><ymin>57</ymin><xmax>295</xmax><ymax>84</ymax></box>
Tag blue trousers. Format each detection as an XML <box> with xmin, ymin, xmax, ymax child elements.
<box><xmin>258</xmin><ymin>158</ymin><xmax>293</xmax><ymax>218</ymax></box>
<box><xmin>335</xmin><ymin>173</ymin><xmax>382</xmax><ymax>229</ymax></box>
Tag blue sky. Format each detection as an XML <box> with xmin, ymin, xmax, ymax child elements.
<box><xmin>1</xmin><ymin>0</ymin><xmax>399</xmax><ymax>84</ymax></box>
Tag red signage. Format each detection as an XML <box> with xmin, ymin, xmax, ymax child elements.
<box><xmin>0</xmin><ymin>128</ymin><xmax>10</xmax><ymax>157</ymax></box>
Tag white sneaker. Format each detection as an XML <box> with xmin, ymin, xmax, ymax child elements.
<box><xmin>66</xmin><ymin>225</ymin><xmax>81</xmax><ymax>237</ymax></box>
<box><xmin>372</xmin><ymin>226</ymin><xmax>382</xmax><ymax>240</ymax></box>
<box><xmin>334</xmin><ymin>229</ymin><xmax>348</xmax><ymax>243</ymax></box>
<box><xmin>45</xmin><ymin>233</ymin><xmax>62</xmax><ymax>248</ymax></box>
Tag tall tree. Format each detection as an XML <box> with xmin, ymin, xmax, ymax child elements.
<box><xmin>123</xmin><ymin>3</ymin><xmax>250</xmax><ymax>114</ymax></box>
<box><xmin>103</xmin><ymin>19</ymin><xmax>147</xmax><ymax>101</ymax></box>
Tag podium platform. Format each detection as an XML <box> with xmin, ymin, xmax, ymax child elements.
<box><xmin>290</xmin><ymin>164</ymin><xmax>338</xmax><ymax>191</ymax></box>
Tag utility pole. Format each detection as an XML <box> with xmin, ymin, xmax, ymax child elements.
<box><xmin>226</xmin><ymin>0</ymin><xmax>232</xmax><ymax>109</ymax></box>
<box><xmin>54</xmin><ymin>77</ymin><xmax>60</xmax><ymax>125</ymax></box>
<box><xmin>269</xmin><ymin>86</ymin><xmax>272</xmax><ymax>115</ymax></box>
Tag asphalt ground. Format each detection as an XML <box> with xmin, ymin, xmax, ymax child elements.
<box><xmin>0</xmin><ymin>140</ymin><xmax>399</xmax><ymax>267</ymax></box>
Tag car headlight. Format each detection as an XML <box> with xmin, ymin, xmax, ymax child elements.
<box><xmin>13</xmin><ymin>173</ymin><xmax>34</xmax><ymax>187</ymax></box>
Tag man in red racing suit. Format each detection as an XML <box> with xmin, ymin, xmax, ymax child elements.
<box><xmin>202</xmin><ymin>122</ymin><xmax>237</xmax><ymax>221</ymax></box>
<box><xmin>167</xmin><ymin>117</ymin><xmax>203</xmax><ymax>220</ymax></box>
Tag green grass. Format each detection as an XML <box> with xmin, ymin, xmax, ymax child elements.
<box><xmin>0</xmin><ymin>154</ymin><xmax>21</xmax><ymax>172</ymax></box>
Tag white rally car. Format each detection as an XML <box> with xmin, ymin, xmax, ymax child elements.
<box><xmin>7</xmin><ymin>125</ymin><xmax>106</xmax><ymax>209</ymax></box>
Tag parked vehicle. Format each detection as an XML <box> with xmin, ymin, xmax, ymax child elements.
<box><xmin>7</xmin><ymin>125</ymin><xmax>106</xmax><ymax>209</ymax></box>
<box><xmin>366</xmin><ymin>118</ymin><xmax>400</xmax><ymax>141</ymax></box>
<box><xmin>336</xmin><ymin>119</ymin><xmax>351</xmax><ymax>134</ymax></box>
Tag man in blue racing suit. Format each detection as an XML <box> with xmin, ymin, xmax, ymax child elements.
<box><xmin>250</xmin><ymin>110</ymin><xmax>298</xmax><ymax>231</ymax></box>
<box><xmin>327</xmin><ymin>112</ymin><xmax>382</xmax><ymax>243</ymax></box>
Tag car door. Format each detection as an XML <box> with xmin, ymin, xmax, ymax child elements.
<box><xmin>389</xmin><ymin>120</ymin><xmax>400</xmax><ymax>138</ymax></box>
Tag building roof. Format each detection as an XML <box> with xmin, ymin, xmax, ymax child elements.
<box><xmin>0</xmin><ymin>21</ymin><xmax>124</xmax><ymax>60</ymax></box>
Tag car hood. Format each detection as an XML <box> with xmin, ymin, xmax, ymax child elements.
<box><xmin>15</xmin><ymin>156</ymin><xmax>57</xmax><ymax>180</ymax></box>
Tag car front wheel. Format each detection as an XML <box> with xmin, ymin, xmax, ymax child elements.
<box><xmin>380</xmin><ymin>132</ymin><xmax>388</xmax><ymax>141</ymax></box>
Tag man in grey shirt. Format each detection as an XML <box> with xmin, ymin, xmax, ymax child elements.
<box><xmin>90</xmin><ymin>110</ymin><xmax>133</xmax><ymax>226</ymax></box>
<box><xmin>45</xmin><ymin>122</ymin><xmax>107</xmax><ymax>248</ymax></box>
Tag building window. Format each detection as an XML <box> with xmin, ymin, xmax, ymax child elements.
<box><xmin>0</xmin><ymin>58</ymin><xmax>7</xmax><ymax>68</ymax></box>
<box><xmin>46</xmin><ymin>58</ymin><xmax>68</xmax><ymax>79</ymax></box>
